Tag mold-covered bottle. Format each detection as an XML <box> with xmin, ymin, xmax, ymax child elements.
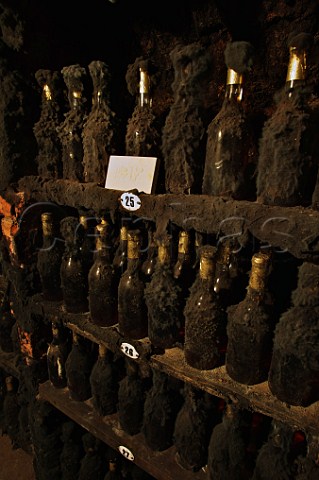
<box><xmin>202</xmin><ymin>41</ymin><xmax>256</xmax><ymax>200</ymax></box>
<box><xmin>257</xmin><ymin>33</ymin><xmax>319</xmax><ymax>207</ymax></box>
<box><xmin>184</xmin><ymin>245</ymin><xmax>227</xmax><ymax>370</ymax></box>
<box><xmin>142</xmin><ymin>369</ymin><xmax>183</xmax><ymax>451</ymax></box>
<box><xmin>88</xmin><ymin>219</ymin><xmax>117</xmax><ymax>327</ymax></box>
<box><xmin>60</xmin><ymin>216</ymin><xmax>89</xmax><ymax>313</ymax></box>
<box><xmin>118</xmin><ymin>359</ymin><xmax>149</xmax><ymax>436</ymax></box>
<box><xmin>37</xmin><ymin>212</ymin><xmax>64</xmax><ymax>301</ymax></box>
<box><xmin>118</xmin><ymin>229</ymin><xmax>148</xmax><ymax>339</ymax></box>
<box><xmin>47</xmin><ymin>321</ymin><xmax>70</xmax><ymax>388</ymax></box>
<box><xmin>33</xmin><ymin>69</ymin><xmax>63</xmax><ymax>178</ymax></box>
<box><xmin>58</xmin><ymin>64</ymin><xmax>88</xmax><ymax>182</ymax></box>
<box><xmin>145</xmin><ymin>235</ymin><xmax>183</xmax><ymax>349</ymax></box>
<box><xmin>90</xmin><ymin>344</ymin><xmax>118</xmax><ymax>416</ymax></box>
<box><xmin>82</xmin><ymin>60</ymin><xmax>118</xmax><ymax>185</ymax></box>
<box><xmin>268</xmin><ymin>261</ymin><xmax>319</xmax><ymax>406</ymax></box>
<box><xmin>65</xmin><ymin>332</ymin><xmax>95</xmax><ymax>401</ymax></box>
<box><xmin>226</xmin><ymin>251</ymin><xmax>274</xmax><ymax>385</ymax></box>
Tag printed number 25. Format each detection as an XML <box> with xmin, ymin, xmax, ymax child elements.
<box><xmin>125</xmin><ymin>195</ymin><xmax>135</xmax><ymax>208</ymax></box>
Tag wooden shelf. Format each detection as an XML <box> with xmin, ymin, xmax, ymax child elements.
<box><xmin>0</xmin><ymin>349</ymin><xmax>20</xmax><ymax>378</ymax></box>
<box><xmin>38</xmin><ymin>381</ymin><xmax>206</xmax><ymax>480</ymax></box>
<box><xmin>16</xmin><ymin>175</ymin><xmax>319</xmax><ymax>261</ymax></box>
<box><xmin>151</xmin><ymin>347</ymin><xmax>319</xmax><ymax>436</ymax></box>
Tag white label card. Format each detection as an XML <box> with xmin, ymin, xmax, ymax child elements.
<box><xmin>105</xmin><ymin>155</ymin><xmax>158</xmax><ymax>194</ymax></box>
<box><xmin>118</xmin><ymin>445</ymin><xmax>134</xmax><ymax>462</ymax></box>
<box><xmin>120</xmin><ymin>342</ymin><xmax>140</xmax><ymax>359</ymax></box>
<box><xmin>120</xmin><ymin>192</ymin><xmax>141</xmax><ymax>212</ymax></box>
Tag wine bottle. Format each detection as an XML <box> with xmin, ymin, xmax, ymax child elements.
<box><xmin>118</xmin><ymin>229</ymin><xmax>148</xmax><ymax>339</ymax></box>
<box><xmin>214</xmin><ymin>238</ymin><xmax>245</xmax><ymax>309</ymax></box>
<box><xmin>90</xmin><ymin>344</ymin><xmax>118</xmax><ymax>416</ymax></box>
<box><xmin>162</xmin><ymin>42</ymin><xmax>211</xmax><ymax>194</ymax></box>
<box><xmin>268</xmin><ymin>261</ymin><xmax>319</xmax><ymax>406</ymax></box>
<box><xmin>79</xmin><ymin>214</ymin><xmax>95</xmax><ymax>279</ymax></box>
<box><xmin>118</xmin><ymin>358</ymin><xmax>149</xmax><ymax>436</ymax></box>
<box><xmin>60</xmin><ymin>421</ymin><xmax>85</xmax><ymax>480</ymax></box>
<box><xmin>58</xmin><ymin>64</ymin><xmax>88</xmax><ymax>182</ymax></box>
<box><xmin>202</xmin><ymin>40</ymin><xmax>256</xmax><ymax>200</ymax></box>
<box><xmin>47</xmin><ymin>321</ymin><xmax>70</xmax><ymax>389</ymax></box>
<box><xmin>173</xmin><ymin>384</ymin><xmax>219</xmax><ymax>472</ymax></box>
<box><xmin>257</xmin><ymin>32</ymin><xmax>319</xmax><ymax>207</ymax></box>
<box><xmin>88</xmin><ymin>219</ymin><xmax>118</xmax><ymax>327</ymax></box>
<box><xmin>60</xmin><ymin>216</ymin><xmax>89</xmax><ymax>313</ymax></box>
<box><xmin>65</xmin><ymin>332</ymin><xmax>95</xmax><ymax>401</ymax></box>
<box><xmin>82</xmin><ymin>60</ymin><xmax>118</xmax><ymax>185</ymax></box>
<box><xmin>140</xmin><ymin>223</ymin><xmax>157</xmax><ymax>284</ymax></box>
<box><xmin>3</xmin><ymin>375</ymin><xmax>20</xmax><ymax>448</ymax></box>
<box><xmin>207</xmin><ymin>404</ymin><xmax>252</xmax><ymax>480</ymax></box>
<box><xmin>141</xmin><ymin>369</ymin><xmax>183</xmax><ymax>451</ymax></box>
<box><xmin>295</xmin><ymin>432</ymin><xmax>319</xmax><ymax>480</ymax></box>
<box><xmin>37</xmin><ymin>212</ymin><xmax>64</xmax><ymax>301</ymax></box>
<box><xmin>145</xmin><ymin>235</ymin><xmax>183</xmax><ymax>349</ymax></box>
<box><xmin>125</xmin><ymin>60</ymin><xmax>159</xmax><ymax>156</ymax></box>
<box><xmin>103</xmin><ymin>458</ymin><xmax>124</xmax><ymax>480</ymax></box>
<box><xmin>252</xmin><ymin>420</ymin><xmax>303</xmax><ymax>480</ymax></box>
<box><xmin>33</xmin><ymin>69</ymin><xmax>63</xmax><ymax>179</ymax></box>
<box><xmin>184</xmin><ymin>245</ymin><xmax>227</xmax><ymax>370</ymax></box>
<box><xmin>113</xmin><ymin>222</ymin><xmax>128</xmax><ymax>282</ymax></box>
<box><xmin>78</xmin><ymin>432</ymin><xmax>107</xmax><ymax>480</ymax></box>
<box><xmin>226</xmin><ymin>251</ymin><xmax>274</xmax><ymax>385</ymax></box>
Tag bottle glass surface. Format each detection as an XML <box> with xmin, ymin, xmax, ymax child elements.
<box><xmin>118</xmin><ymin>229</ymin><xmax>148</xmax><ymax>339</ymax></box>
<box><xmin>47</xmin><ymin>322</ymin><xmax>69</xmax><ymax>388</ymax></box>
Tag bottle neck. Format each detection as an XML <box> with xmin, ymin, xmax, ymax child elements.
<box><xmin>225</xmin><ymin>69</ymin><xmax>244</xmax><ymax>102</ymax></box>
<box><xmin>158</xmin><ymin>244</ymin><xmax>170</xmax><ymax>265</ymax></box>
<box><xmin>199</xmin><ymin>256</ymin><xmax>215</xmax><ymax>280</ymax></box>
<box><xmin>285</xmin><ymin>47</ymin><xmax>306</xmax><ymax>97</ymax></box>
<box><xmin>43</xmin><ymin>84</ymin><xmax>52</xmax><ymax>102</ymax></box>
<box><xmin>70</xmin><ymin>90</ymin><xmax>82</xmax><ymax>109</ymax></box>
<box><xmin>139</xmin><ymin>68</ymin><xmax>152</xmax><ymax>109</ymax></box>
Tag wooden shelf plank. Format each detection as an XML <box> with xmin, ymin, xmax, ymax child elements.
<box><xmin>17</xmin><ymin>175</ymin><xmax>319</xmax><ymax>260</ymax></box>
<box><xmin>150</xmin><ymin>347</ymin><xmax>319</xmax><ymax>435</ymax></box>
<box><xmin>38</xmin><ymin>381</ymin><xmax>206</xmax><ymax>480</ymax></box>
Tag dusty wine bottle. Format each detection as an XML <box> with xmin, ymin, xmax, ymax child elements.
<box><xmin>202</xmin><ymin>41</ymin><xmax>257</xmax><ymax>200</ymax></box>
<box><xmin>268</xmin><ymin>261</ymin><xmax>319</xmax><ymax>406</ymax></box>
<box><xmin>3</xmin><ymin>376</ymin><xmax>20</xmax><ymax>448</ymax></box>
<box><xmin>60</xmin><ymin>421</ymin><xmax>85</xmax><ymax>480</ymax></box>
<box><xmin>226</xmin><ymin>251</ymin><xmax>274</xmax><ymax>385</ymax></box>
<box><xmin>82</xmin><ymin>60</ymin><xmax>118</xmax><ymax>185</ymax></box>
<box><xmin>88</xmin><ymin>219</ymin><xmax>117</xmax><ymax>327</ymax></box>
<box><xmin>46</xmin><ymin>321</ymin><xmax>70</xmax><ymax>388</ymax></box>
<box><xmin>79</xmin><ymin>214</ymin><xmax>95</xmax><ymax>279</ymax></box>
<box><xmin>33</xmin><ymin>69</ymin><xmax>63</xmax><ymax>179</ymax></box>
<box><xmin>257</xmin><ymin>32</ymin><xmax>319</xmax><ymax>206</ymax></box>
<box><xmin>184</xmin><ymin>245</ymin><xmax>227</xmax><ymax>370</ymax></box>
<box><xmin>113</xmin><ymin>222</ymin><xmax>128</xmax><ymax>282</ymax></box>
<box><xmin>65</xmin><ymin>332</ymin><xmax>95</xmax><ymax>401</ymax></box>
<box><xmin>140</xmin><ymin>223</ymin><xmax>157</xmax><ymax>284</ymax></box>
<box><xmin>173</xmin><ymin>383</ymin><xmax>218</xmax><ymax>472</ymax></box>
<box><xmin>37</xmin><ymin>212</ymin><xmax>63</xmax><ymax>301</ymax></box>
<box><xmin>207</xmin><ymin>404</ymin><xmax>252</xmax><ymax>480</ymax></box>
<box><xmin>144</xmin><ymin>235</ymin><xmax>183</xmax><ymax>349</ymax></box>
<box><xmin>141</xmin><ymin>369</ymin><xmax>183</xmax><ymax>451</ymax></box>
<box><xmin>118</xmin><ymin>358</ymin><xmax>150</xmax><ymax>436</ymax></box>
<box><xmin>162</xmin><ymin>42</ymin><xmax>211</xmax><ymax>194</ymax></box>
<box><xmin>118</xmin><ymin>229</ymin><xmax>148</xmax><ymax>339</ymax></box>
<box><xmin>58</xmin><ymin>64</ymin><xmax>88</xmax><ymax>182</ymax></box>
<box><xmin>89</xmin><ymin>344</ymin><xmax>118</xmax><ymax>416</ymax></box>
<box><xmin>60</xmin><ymin>216</ymin><xmax>89</xmax><ymax>313</ymax></box>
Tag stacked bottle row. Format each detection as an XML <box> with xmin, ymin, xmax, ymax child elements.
<box><xmin>45</xmin><ymin>328</ymin><xmax>319</xmax><ymax>479</ymax></box>
<box><xmin>32</xmin><ymin>34</ymin><xmax>319</xmax><ymax>208</ymax></box>
<box><xmin>37</xmin><ymin>210</ymin><xmax>319</xmax><ymax>407</ymax></box>
<box><xmin>30</xmin><ymin>398</ymin><xmax>153</xmax><ymax>480</ymax></box>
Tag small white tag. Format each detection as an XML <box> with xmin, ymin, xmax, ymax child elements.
<box><xmin>120</xmin><ymin>192</ymin><xmax>141</xmax><ymax>211</ymax></box>
<box><xmin>105</xmin><ymin>155</ymin><xmax>158</xmax><ymax>194</ymax></box>
<box><xmin>118</xmin><ymin>445</ymin><xmax>134</xmax><ymax>461</ymax></box>
<box><xmin>120</xmin><ymin>342</ymin><xmax>140</xmax><ymax>359</ymax></box>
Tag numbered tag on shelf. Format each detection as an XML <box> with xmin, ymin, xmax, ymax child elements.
<box><xmin>120</xmin><ymin>342</ymin><xmax>140</xmax><ymax>360</ymax></box>
<box><xmin>120</xmin><ymin>192</ymin><xmax>141</xmax><ymax>212</ymax></box>
<box><xmin>118</xmin><ymin>445</ymin><xmax>134</xmax><ymax>462</ymax></box>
